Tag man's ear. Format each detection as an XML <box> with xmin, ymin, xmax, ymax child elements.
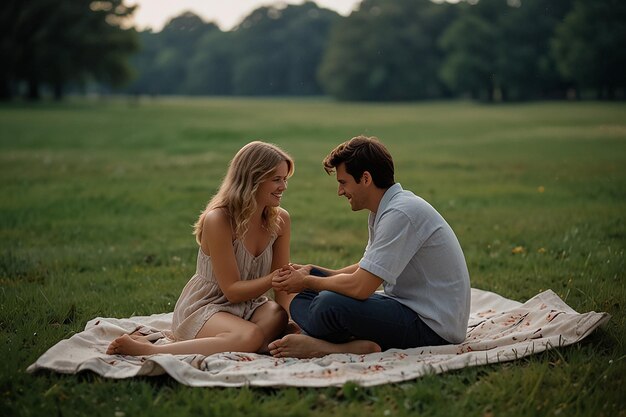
<box><xmin>361</xmin><ymin>171</ymin><xmax>373</xmax><ymax>186</ymax></box>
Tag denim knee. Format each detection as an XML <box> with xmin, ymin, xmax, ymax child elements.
<box><xmin>309</xmin><ymin>291</ymin><xmax>350</xmax><ymax>316</ymax></box>
<box><xmin>289</xmin><ymin>290</ymin><xmax>316</xmax><ymax>319</ymax></box>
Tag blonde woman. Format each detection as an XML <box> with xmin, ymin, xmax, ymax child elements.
<box><xmin>107</xmin><ymin>141</ymin><xmax>295</xmax><ymax>356</ymax></box>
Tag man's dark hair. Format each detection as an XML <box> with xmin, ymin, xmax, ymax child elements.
<box><xmin>323</xmin><ymin>136</ymin><xmax>395</xmax><ymax>188</ymax></box>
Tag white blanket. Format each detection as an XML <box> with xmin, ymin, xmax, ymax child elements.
<box><xmin>27</xmin><ymin>289</ymin><xmax>610</xmax><ymax>387</ymax></box>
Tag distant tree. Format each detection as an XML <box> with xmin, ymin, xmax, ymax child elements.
<box><xmin>156</xmin><ymin>12</ymin><xmax>218</xmax><ymax>94</ymax></box>
<box><xmin>439</xmin><ymin>12</ymin><xmax>497</xmax><ymax>101</ymax></box>
<box><xmin>124</xmin><ymin>12</ymin><xmax>221</xmax><ymax>95</ymax></box>
<box><xmin>496</xmin><ymin>0</ymin><xmax>574</xmax><ymax>100</ymax></box>
<box><xmin>552</xmin><ymin>0</ymin><xmax>626</xmax><ymax>99</ymax></box>
<box><xmin>125</xmin><ymin>12</ymin><xmax>219</xmax><ymax>95</ymax></box>
<box><xmin>0</xmin><ymin>0</ymin><xmax>138</xmax><ymax>100</ymax></box>
<box><xmin>438</xmin><ymin>0</ymin><xmax>517</xmax><ymax>101</ymax></box>
<box><xmin>183</xmin><ymin>30</ymin><xmax>235</xmax><ymax>95</ymax></box>
<box><xmin>124</xmin><ymin>2</ymin><xmax>337</xmax><ymax>97</ymax></box>
<box><xmin>281</xmin><ymin>4</ymin><xmax>339</xmax><ymax>94</ymax></box>
<box><xmin>123</xmin><ymin>30</ymin><xmax>161</xmax><ymax>95</ymax></box>
<box><xmin>439</xmin><ymin>0</ymin><xmax>575</xmax><ymax>101</ymax></box>
<box><xmin>229</xmin><ymin>7</ymin><xmax>290</xmax><ymax>95</ymax></box>
<box><xmin>319</xmin><ymin>0</ymin><xmax>457</xmax><ymax>101</ymax></box>
<box><xmin>231</xmin><ymin>2</ymin><xmax>339</xmax><ymax>95</ymax></box>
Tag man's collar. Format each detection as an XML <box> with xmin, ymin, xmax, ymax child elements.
<box><xmin>373</xmin><ymin>183</ymin><xmax>402</xmax><ymax>224</ymax></box>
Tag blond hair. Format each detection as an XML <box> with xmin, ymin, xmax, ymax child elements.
<box><xmin>193</xmin><ymin>141</ymin><xmax>294</xmax><ymax>245</ymax></box>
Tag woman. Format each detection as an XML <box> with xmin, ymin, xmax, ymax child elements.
<box><xmin>107</xmin><ymin>141</ymin><xmax>295</xmax><ymax>356</ymax></box>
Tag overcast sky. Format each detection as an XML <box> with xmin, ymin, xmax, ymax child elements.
<box><xmin>128</xmin><ymin>0</ymin><xmax>364</xmax><ymax>32</ymax></box>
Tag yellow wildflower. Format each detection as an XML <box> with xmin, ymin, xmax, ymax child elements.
<box><xmin>511</xmin><ymin>246</ymin><xmax>525</xmax><ymax>254</ymax></box>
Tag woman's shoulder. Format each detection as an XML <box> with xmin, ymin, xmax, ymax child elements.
<box><xmin>202</xmin><ymin>208</ymin><xmax>233</xmax><ymax>236</ymax></box>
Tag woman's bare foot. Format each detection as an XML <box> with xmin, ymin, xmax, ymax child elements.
<box><xmin>129</xmin><ymin>332</ymin><xmax>153</xmax><ymax>343</ymax></box>
<box><xmin>268</xmin><ymin>334</ymin><xmax>381</xmax><ymax>358</ymax></box>
<box><xmin>128</xmin><ymin>327</ymin><xmax>146</xmax><ymax>340</ymax></box>
<box><xmin>107</xmin><ymin>334</ymin><xmax>156</xmax><ymax>356</ymax></box>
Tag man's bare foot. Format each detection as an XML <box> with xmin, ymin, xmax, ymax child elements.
<box><xmin>107</xmin><ymin>334</ymin><xmax>156</xmax><ymax>356</ymax></box>
<box><xmin>268</xmin><ymin>334</ymin><xmax>381</xmax><ymax>359</ymax></box>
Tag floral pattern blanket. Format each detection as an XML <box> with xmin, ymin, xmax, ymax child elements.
<box><xmin>27</xmin><ymin>288</ymin><xmax>610</xmax><ymax>387</ymax></box>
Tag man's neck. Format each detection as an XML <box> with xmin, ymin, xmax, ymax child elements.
<box><xmin>368</xmin><ymin>186</ymin><xmax>391</xmax><ymax>214</ymax></box>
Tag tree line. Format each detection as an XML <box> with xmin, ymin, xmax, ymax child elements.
<box><xmin>1</xmin><ymin>0</ymin><xmax>138</xmax><ymax>100</ymax></box>
<box><xmin>2</xmin><ymin>0</ymin><xmax>625</xmax><ymax>101</ymax></box>
<box><xmin>125</xmin><ymin>2</ymin><xmax>338</xmax><ymax>97</ymax></box>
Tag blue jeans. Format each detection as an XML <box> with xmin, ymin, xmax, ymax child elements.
<box><xmin>290</xmin><ymin>271</ymin><xmax>448</xmax><ymax>351</ymax></box>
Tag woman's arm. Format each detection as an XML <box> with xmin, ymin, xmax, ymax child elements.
<box><xmin>270</xmin><ymin>208</ymin><xmax>295</xmax><ymax>312</ymax></box>
<box><xmin>202</xmin><ymin>209</ymin><xmax>275</xmax><ymax>304</ymax></box>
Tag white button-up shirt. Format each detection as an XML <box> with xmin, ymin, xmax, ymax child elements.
<box><xmin>359</xmin><ymin>183</ymin><xmax>470</xmax><ymax>343</ymax></box>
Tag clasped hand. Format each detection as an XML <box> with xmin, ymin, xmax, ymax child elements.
<box><xmin>272</xmin><ymin>263</ymin><xmax>312</xmax><ymax>293</ymax></box>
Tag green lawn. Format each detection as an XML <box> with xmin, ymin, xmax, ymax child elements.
<box><xmin>1</xmin><ymin>98</ymin><xmax>624</xmax><ymax>416</ymax></box>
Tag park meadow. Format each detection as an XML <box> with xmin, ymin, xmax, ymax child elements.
<box><xmin>1</xmin><ymin>98</ymin><xmax>624</xmax><ymax>416</ymax></box>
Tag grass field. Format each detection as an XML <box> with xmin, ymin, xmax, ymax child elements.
<box><xmin>1</xmin><ymin>97</ymin><xmax>624</xmax><ymax>416</ymax></box>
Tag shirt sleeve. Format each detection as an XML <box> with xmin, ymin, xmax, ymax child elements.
<box><xmin>358</xmin><ymin>209</ymin><xmax>425</xmax><ymax>285</ymax></box>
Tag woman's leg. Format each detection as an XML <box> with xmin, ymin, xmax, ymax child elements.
<box><xmin>273</xmin><ymin>290</ymin><xmax>296</xmax><ymax>315</ymax></box>
<box><xmin>248</xmin><ymin>301</ymin><xmax>288</xmax><ymax>353</ymax></box>
<box><xmin>106</xmin><ymin>311</ymin><xmax>265</xmax><ymax>356</ymax></box>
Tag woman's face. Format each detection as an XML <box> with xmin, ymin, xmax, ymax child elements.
<box><xmin>256</xmin><ymin>161</ymin><xmax>289</xmax><ymax>207</ymax></box>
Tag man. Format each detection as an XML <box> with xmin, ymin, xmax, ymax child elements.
<box><xmin>270</xmin><ymin>136</ymin><xmax>470</xmax><ymax>358</ymax></box>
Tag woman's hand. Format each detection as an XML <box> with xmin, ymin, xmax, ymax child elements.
<box><xmin>286</xmin><ymin>263</ymin><xmax>312</xmax><ymax>273</ymax></box>
<box><xmin>272</xmin><ymin>264</ymin><xmax>309</xmax><ymax>293</ymax></box>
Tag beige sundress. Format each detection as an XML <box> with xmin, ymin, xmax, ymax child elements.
<box><xmin>170</xmin><ymin>236</ymin><xmax>276</xmax><ymax>340</ymax></box>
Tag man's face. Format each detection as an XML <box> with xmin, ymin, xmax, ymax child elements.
<box><xmin>336</xmin><ymin>163</ymin><xmax>367</xmax><ymax>211</ymax></box>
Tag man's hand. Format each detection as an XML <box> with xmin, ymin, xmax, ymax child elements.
<box><xmin>286</xmin><ymin>263</ymin><xmax>312</xmax><ymax>272</ymax></box>
<box><xmin>272</xmin><ymin>264</ymin><xmax>310</xmax><ymax>293</ymax></box>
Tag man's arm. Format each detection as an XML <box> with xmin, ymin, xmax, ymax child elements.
<box><xmin>333</xmin><ymin>264</ymin><xmax>360</xmax><ymax>275</ymax></box>
<box><xmin>305</xmin><ymin>268</ymin><xmax>383</xmax><ymax>300</ymax></box>
<box><xmin>273</xmin><ymin>266</ymin><xmax>383</xmax><ymax>300</ymax></box>
<box><xmin>289</xmin><ymin>263</ymin><xmax>359</xmax><ymax>276</ymax></box>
